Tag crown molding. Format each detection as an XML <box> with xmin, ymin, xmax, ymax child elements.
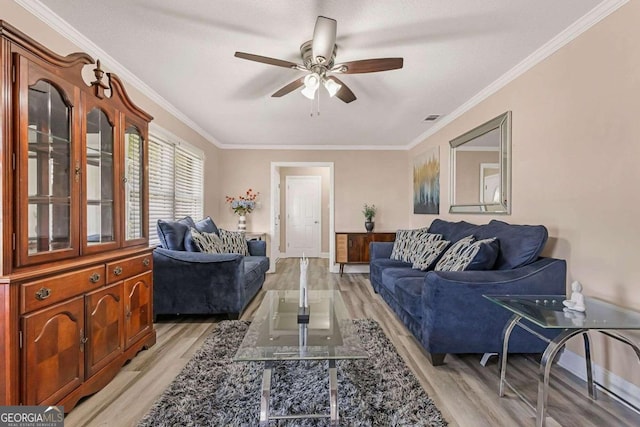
<box><xmin>217</xmin><ymin>143</ymin><xmax>408</xmax><ymax>151</ymax></box>
<box><xmin>407</xmin><ymin>0</ymin><xmax>629</xmax><ymax>150</ymax></box>
<box><xmin>16</xmin><ymin>0</ymin><xmax>224</xmax><ymax>148</ymax></box>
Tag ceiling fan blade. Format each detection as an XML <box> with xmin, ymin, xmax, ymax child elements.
<box><xmin>234</xmin><ymin>52</ymin><xmax>299</xmax><ymax>69</ymax></box>
<box><xmin>327</xmin><ymin>76</ymin><xmax>356</xmax><ymax>103</ymax></box>
<box><xmin>271</xmin><ymin>77</ymin><xmax>306</xmax><ymax>97</ymax></box>
<box><xmin>333</xmin><ymin>58</ymin><xmax>404</xmax><ymax>74</ymax></box>
<box><xmin>312</xmin><ymin>16</ymin><xmax>337</xmax><ymax>65</ymax></box>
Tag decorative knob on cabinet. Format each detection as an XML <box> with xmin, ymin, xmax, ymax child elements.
<box><xmin>113</xmin><ymin>266</ymin><xmax>123</xmax><ymax>276</ymax></box>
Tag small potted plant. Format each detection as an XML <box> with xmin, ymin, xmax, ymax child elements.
<box><xmin>362</xmin><ymin>203</ymin><xmax>377</xmax><ymax>232</ymax></box>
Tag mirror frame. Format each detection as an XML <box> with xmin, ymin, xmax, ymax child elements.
<box><xmin>449</xmin><ymin>111</ymin><xmax>512</xmax><ymax>214</ymax></box>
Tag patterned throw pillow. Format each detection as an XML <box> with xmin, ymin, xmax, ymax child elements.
<box><xmin>435</xmin><ymin>236</ymin><xmax>500</xmax><ymax>272</ymax></box>
<box><xmin>218</xmin><ymin>229</ymin><xmax>249</xmax><ymax>256</ymax></box>
<box><xmin>390</xmin><ymin>228</ymin><xmax>441</xmax><ymax>263</ymax></box>
<box><xmin>188</xmin><ymin>228</ymin><xmax>223</xmax><ymax>254</ymax></box>
<box><xmin>412</xmin><ymin>239</ymin><xmax>451</xmax><ymax>271</ymax></box>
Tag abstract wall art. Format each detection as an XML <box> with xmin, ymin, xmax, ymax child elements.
<box><xmin>413</xmin><ymin>147</ymin><xmax>440</xmax><ymax>214</ymax></box>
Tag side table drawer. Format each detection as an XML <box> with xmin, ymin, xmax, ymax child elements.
<box><xmin>106</xmin><ymin>253</ymin><xmax>153</xmax><ymax>283</ymax></box>
<box><xmin>20</xmin><ymin>265</ymin><xmax>106</xmax><ymax>314</ymax></box>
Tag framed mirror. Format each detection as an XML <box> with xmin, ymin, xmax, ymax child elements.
<box><xmin>449</xmin><ymin>111</ymin><xmax>511</xmax><ymax>214</ymax></box>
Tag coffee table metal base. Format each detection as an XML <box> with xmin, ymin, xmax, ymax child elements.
<box><xmin>260</xmin><ymin>359</ymin><xmax>338</xmax><ymax>426</ymax></box>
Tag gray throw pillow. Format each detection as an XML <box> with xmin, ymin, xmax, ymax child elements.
<box><xmin>435</xmin><ymin>236</ymin><xmax>499</xmax><ymax>272</ymax></box>
<box><xmin>188</xmin><ymin>228</ymin><xmax>223</xmax><ymax>254</ymax></box>
<box><xmin>412</xmin><ymin>239</ymin><xmax>450</xmax><ymax>271</ymax></box>
<box><xmin>390</xmin><ymin>228</ymin><xmax>440</xmax><ymax>263</ymax></box>
<box><xmin>218</xmin><ymin>229</ymin><xmax>249</xmax><ymax>256</ymax></box>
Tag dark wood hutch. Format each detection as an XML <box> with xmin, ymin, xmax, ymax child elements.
<box><xmin>0</xmin><ymin>21</ymin><xmax>155</xmax><ymax>411</ymax></box>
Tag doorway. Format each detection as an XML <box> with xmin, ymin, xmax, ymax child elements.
<box><xmin>270</xmin><ymin>162</ymin><xmax>335</xmax><ymax>273</ymax></box>
<box><xmin>285</xmin><ymin>176</ymin><xmax>321</xmax><ymax>257</ymax></box>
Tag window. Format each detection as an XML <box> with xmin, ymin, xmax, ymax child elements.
<box><xmin>148</xmin><ymin>132</ymin><xmax>204</xmax><ymax>246</ymax></box>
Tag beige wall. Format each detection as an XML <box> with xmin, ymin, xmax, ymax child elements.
<box><xmin>279</xmin><ymin>167</ymin><xmax>330</xmax><ymax>253</ymax></box>
<box><xmin>410</xmin><ymin>1</ymin><xmax>640</xmax><ymax>386</ymax></box>
<box><xmin>217</xmin><ymin>149</ymin><xmax>409</xmax><ymax>247</ymax></box>
<box><xmin>2</xmin><ymin>0</ymin><xmax>222</xmax><ymax>219</ymax></box>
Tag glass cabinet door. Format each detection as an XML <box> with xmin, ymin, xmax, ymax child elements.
<box><xmin>23</xmin><ymin>78</ymin><xmax>76</xmax><ymax>263</ymax></box>
<box><xmin>123</xmin><ymin>125</ymin><xmax>145</xmax><ymax>244</ymax></box>
<box><xmin>85</xmin><ymin>108</ymin><xmax>116</xmax><ymax>249</ymax></box>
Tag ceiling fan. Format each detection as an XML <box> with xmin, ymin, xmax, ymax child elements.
<box><xmin>234</xmin><ymin>16</ymin><xmax>403</xmax><ymax>103</ymax></box>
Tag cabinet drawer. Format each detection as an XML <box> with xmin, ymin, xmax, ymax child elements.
<box><xmin>106</xmin><ymin>253</ymin><xmax>152</xmax><ymax>283</ymax></box>
<box><xmin>20</xmin><ymin>265</ymin><xmax>106</xmax><ymax>314</ymax></box>
<box><xmin>336</xmin><ymin>234</ymin><xmax>348</xmax><ymax>263</ymax></box>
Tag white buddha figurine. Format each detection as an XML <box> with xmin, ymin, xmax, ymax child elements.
<box><xmin>563</xmin><ymin>281</ymin><xmax>586</xmax><ymax>312</ymax></box>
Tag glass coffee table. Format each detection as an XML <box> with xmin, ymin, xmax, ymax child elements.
<box><xmin>485</xmin><ymin>294</ymin><xmax>640</xmax><ymax>427</ymax></box>
<box><xmin>233</xmin><ymin>290</ymin><xmax>367</xmax><ymax>426</ymax></box>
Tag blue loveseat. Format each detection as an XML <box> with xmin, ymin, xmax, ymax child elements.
<box><xmin>370</xmin><ymin>219</ymin><xmax>566</xmax><ymax>365</ymax></box>
<box><xmin>152</xmin><ymin>216</ymin><xmax>269</xmax><ymax>319</ymax></box>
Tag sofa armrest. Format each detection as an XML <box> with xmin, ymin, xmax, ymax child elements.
<box><xmin>420</xmin><ymin>257</ymin><xmax>567</xmax><ymax>353</ymax></box>
<box><xmin>152</xmin><ymin>247</ymin><xmax>246</xmax><ymax>315</ymax></box>
<box><xmin>370</xmin><ymin>242</ymin><xmax>394</xmax><ymax>260</ymax></box>
<box><xmin>248</xmin><ymin>240</ymin><xmax>267</xmax><ymax>256</ymax></box>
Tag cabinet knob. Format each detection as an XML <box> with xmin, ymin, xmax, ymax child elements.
<box><xmin>89</xmin><ymin>273</ymin><xmax>101</xmax><ymax>283</ymax></box>
<box><xmin>142</xmin><ymin>258</ymin><xmax>150</xmax><ymax>267</ymax></box>
<box><xmin>113</xmin><ymin>266</ymin><xmax>123</xmax><ymax>276</ymax></box>
<box><xmin>35</xmin><ymin>287</ymin><xmax>51</xmax><ymax>301</ymax></box>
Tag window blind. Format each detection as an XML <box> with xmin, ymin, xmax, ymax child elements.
<box><xmin>148</xmin><ymin>134</ymin><xmax>204</xmax><ymax>246</ymax></box>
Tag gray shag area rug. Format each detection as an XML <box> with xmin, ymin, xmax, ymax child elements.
<box><xmin>139</xmin><ymin>319</ymin><xmax>447</xmax><ymax>426</ymax></box>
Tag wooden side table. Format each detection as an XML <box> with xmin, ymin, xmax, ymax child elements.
<box><xmin>244</xmin><ymin>232</ymin><xmax>266</xmax><ymax>241</ymax></box>
<box><xmin>335</xmin><ymin>232</ymin><xmax>396</xmax><ymax>275</ymax></box>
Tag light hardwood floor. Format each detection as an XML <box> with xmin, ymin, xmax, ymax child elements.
<box><xmin>65</xmin><ymin>258</ymin><xmax>640</xmax><ymax>426</ymax></box>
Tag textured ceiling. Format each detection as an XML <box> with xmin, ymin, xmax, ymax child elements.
<box><xmin>36</xmin><ymin>0</ymin><xmax>605</xmax><ymax>148</ymax></box>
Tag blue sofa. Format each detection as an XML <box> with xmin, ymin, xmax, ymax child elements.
<box><xmin>370</xmin><ymin>219</ymin><xmax>566</xmax><ymax>365</ymax></box>
<box><xmin>152</xmin><ymin>216</ymin><xmax>269</xmax><ymax>319</ymax></box>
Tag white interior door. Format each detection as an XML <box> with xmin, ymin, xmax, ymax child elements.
<box><xmin>273</xmin><ymin>168</ymin><xmax>281</xmax><ymax>253</ymax></box>
<box><xmin>286</xmin><ymin>176</ymin><xmax>321</xmax><ymax>257</ymax></box>
<box><xmin>483</xmin><ymin>174</ymin><xmax>500</xmax><ymax>203</ymax></box>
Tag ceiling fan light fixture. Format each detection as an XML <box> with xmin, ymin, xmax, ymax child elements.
<box><xmin>301</xmin><ymin>73</ymin><xmax>320</xmax><ymax>99</ymax></box>
<box><xmin>323</xmin><ymin>78</ymin><xmax>342</xmax><ymax>97</ymax></box>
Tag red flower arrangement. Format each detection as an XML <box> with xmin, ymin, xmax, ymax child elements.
<box><xmin>225</xmin><ymin>188</ymin><xmax>259</xmax><ymax>215</ymax></box>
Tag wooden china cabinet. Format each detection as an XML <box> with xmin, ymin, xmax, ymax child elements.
<box><xmin>0</xmin><ymin>21</ymin><xmax>155</xmax><ymax>411</ymax></box>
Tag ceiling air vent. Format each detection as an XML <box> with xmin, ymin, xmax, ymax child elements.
<box><xmin>423</xmin><ymin>114</ymin><xmax>440</xmax><ymax>122</ymax></box>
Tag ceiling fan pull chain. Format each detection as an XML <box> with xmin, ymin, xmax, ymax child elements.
<box><xmin>317</xmin><ymin>88</ymin><xmax>321</xmax><ymax>116</ymax></box>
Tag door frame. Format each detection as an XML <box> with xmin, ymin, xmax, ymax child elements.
<box><xmin>270</xmin><ymin>162</ymin><xmax>335</xmax><ymax>273</ymax></box>
<box><xmin>285</xmin><ymin>175</ymin><xmax>322</xmax><ymax>258</ymax></box>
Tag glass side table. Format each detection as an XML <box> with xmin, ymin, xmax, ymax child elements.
<box><xmin>484</xmin><ymin>295</ymin><xmax>640</xmax><ymax>427</ymax></box>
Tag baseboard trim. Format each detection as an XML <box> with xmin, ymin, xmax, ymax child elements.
<box><xmin>334</xmin><ymin>265</ymin><xmax>370</xmax><ymax>274</ymax></box>
<box><xmin>558</xmin><ymin>349</ymin><xmax>640</xmax><ymax>413</ymax></box>
<box><xmin>320</xmin><ymin>252</ymin><xmax>329</xmax><ymax>259</ymax></box>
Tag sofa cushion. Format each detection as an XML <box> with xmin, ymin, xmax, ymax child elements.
<box><xmin>381</xmin><ymin>267</ymin><xmax>428</xmax><ymax>295</ymax></box>
<box><xmin>394</xmin><ymin>278</ymin><xmax>424</xmax><ymax>320</ymax></box>
<box><xmin>428</xmin><ymin>219</ymin><xmax>479</xmax><ymax>243</ymax></box>
<box><xmin>187</xmin><ymin>228</ymin><xmax>223</xmax><ymax>253</ymax></box>
<box><xmin>412</xmin><ymin>239</ymin><xmax>450</xmax><ymax>271</ymax></box>
<box><xmin>390</xmin><ymin>229</ymin><xmax>441</xmax><ymax>263</ymax></box>
<box><xmin>474</xmin><ymin>220</ymin><xmax>548</xmax><ymax>270</ymax></box>
<box><xmin>194</xmin><ymin>216</ymin><xmax>220</xmax><ymax>236</ymax></box>
<box><xmin>218</xmin><ymin>229</ymin><xmax>249</xmax><ymax>255</ymax></box>
<box><xmin>370</xmin><ymin>258</ymin><xmax>412</xmax><ymax>290</ymax></box>
<box><xmin>157</xmin><ymin>216</ymin><xmax>196</xmax><ymax>250</ymax></box>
